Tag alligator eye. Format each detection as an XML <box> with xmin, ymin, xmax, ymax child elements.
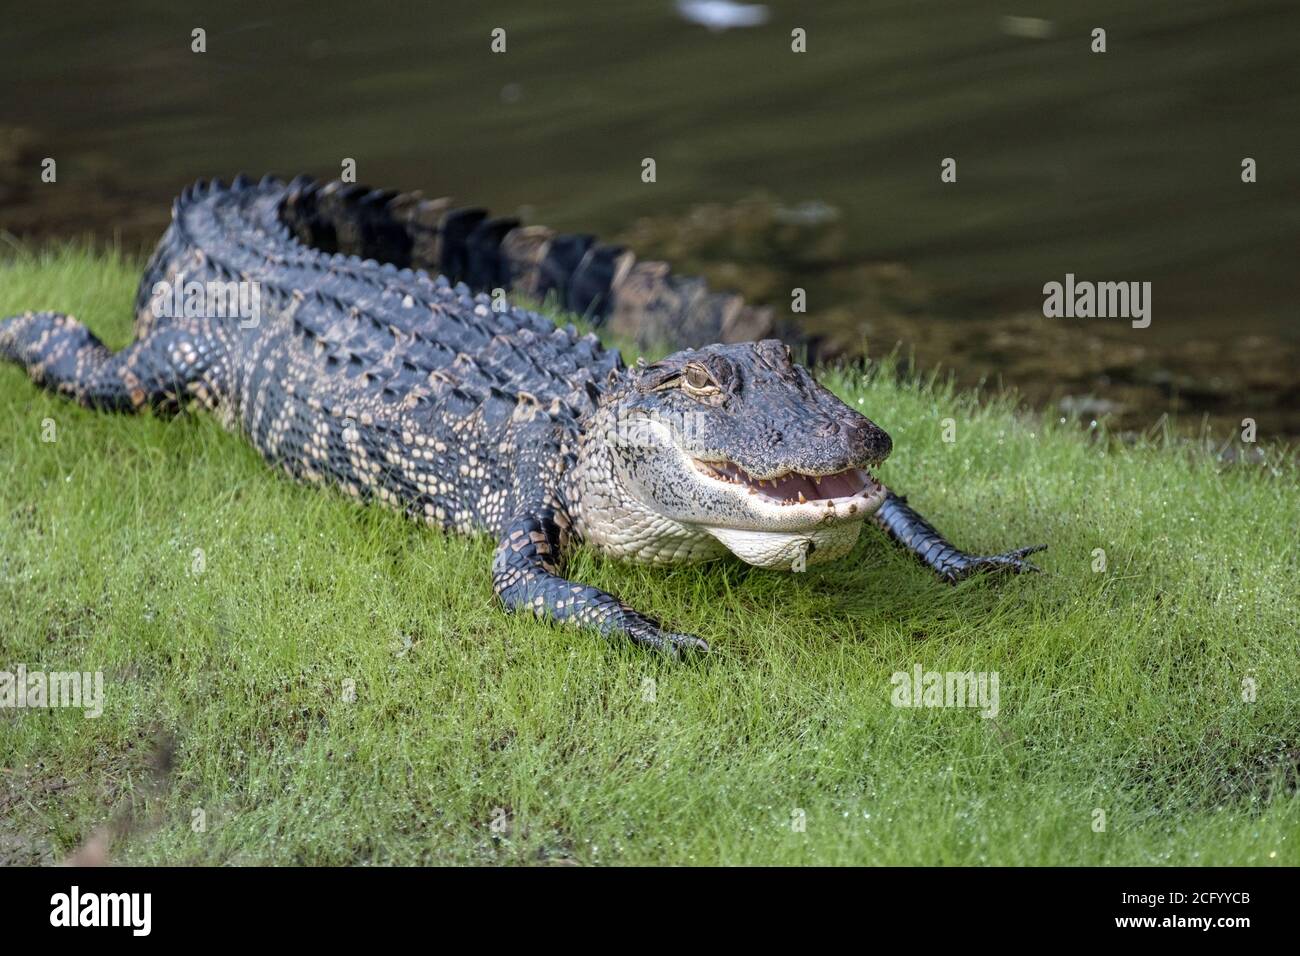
<box><xmin>682</xmin><ymin>365</ymin><xmax>717</xmax><ymax>394</ymax></box>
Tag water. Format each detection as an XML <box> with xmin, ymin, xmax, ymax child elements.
<box><xmin>2</xmin><ymin>0</ymin><xmax>1297</xmax><ymax>434</ymax></box>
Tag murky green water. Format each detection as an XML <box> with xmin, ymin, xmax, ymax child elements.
<box><xmin>2</xmin><ymin>0</ymin><xmax>1297</xmax><ymax>434</ymax></box>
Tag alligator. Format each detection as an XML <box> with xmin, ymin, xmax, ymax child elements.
<box><xmin>1</xmin><ymin>175</ymin><xmax>1044</xmax><ymax>654</ymax></box>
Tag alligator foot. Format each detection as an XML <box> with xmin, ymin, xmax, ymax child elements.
<box><xmin>871</xmin><ymin>489</ymin><xmax>1047</xmax><ymax>585</ymax></box>
<box><xmin>935</xmin><ymin>544</ymin><xmax>1047</xmax><ymax>584</ymax></box>
<box><xmin>623</xmin><ymin>620</ymin><xmax>711</xmax><ymax>658</ymax></box>
<box><xmin>492</xmin><ymin>506</ymin><xmax>709</xmax><ymax>656</ymax></box>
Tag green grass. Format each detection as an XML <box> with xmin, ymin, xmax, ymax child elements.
<box><xmin>2</xmin><ymin>245</ymin><xmax>1297</xmax><ymax>866</ymax></box>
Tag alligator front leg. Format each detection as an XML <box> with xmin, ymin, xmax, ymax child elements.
<box><xmin>492</xmin><ymin>506</ymin><xmax>709</xmax><ymax>656</ymax></box>
<box><xmin>871</xmin><ymin>489</ymin><xmax>1045</xmax><ymax>584</ymax></box>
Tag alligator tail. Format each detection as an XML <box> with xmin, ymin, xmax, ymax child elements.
<box><xmin>277</xmin><ymin>177</ymin><xmax>774</xmax><ymax>351</ymax></box>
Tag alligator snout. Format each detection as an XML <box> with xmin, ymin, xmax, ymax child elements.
<box><xmin>775</xmin><ymin>414</ymin><xmax>889</xmax><ymax>477</ymax></box>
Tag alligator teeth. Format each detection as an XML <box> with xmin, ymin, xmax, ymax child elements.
<box><xmin>696</xmin><ymin>458</ymin><xmax>877</xmax><ymax>506</ymax></box>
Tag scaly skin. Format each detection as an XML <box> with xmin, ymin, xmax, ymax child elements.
<box><xmin>1</xmin><ymin>175</ymin><xmax>1044</xmax><ymax>655</ymax></box>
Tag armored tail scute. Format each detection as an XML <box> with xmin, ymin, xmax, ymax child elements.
<box><xmin>280</xmin><ymin>178</ymin><xmax>775</xmax><ymax>350</ymax></box>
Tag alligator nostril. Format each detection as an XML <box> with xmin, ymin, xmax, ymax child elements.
<box><xmin>852</xmin><ymin>421</ymin><xmax>891</xmax><ymax>460</ymax></box>
<box><xmin>875</xmin><ymin>430</ymin><xmax>893</xmax><ymax>460</ymax></box>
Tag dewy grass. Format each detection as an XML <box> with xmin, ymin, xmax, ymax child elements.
<box><xmin>1</xmin><ymin>245</ymin><xmax>1297</xmax><ymax>865</ymax></box>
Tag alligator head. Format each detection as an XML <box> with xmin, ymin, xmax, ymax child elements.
<box><xmin>590</xmin><ymin>339</ymin><xmax>892</xmax><ymax>569</ymax></box>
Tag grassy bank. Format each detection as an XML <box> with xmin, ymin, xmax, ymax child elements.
<box><xmin>1</xmin><ymin>246</ymin><xmax>1297</xmax><ymax>865</ymax></box>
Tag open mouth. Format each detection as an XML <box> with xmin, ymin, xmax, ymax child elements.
<box><xmin>692</xmin><ymin>459</ymin><xmax>881</xmax><ymax>506</ymax></box>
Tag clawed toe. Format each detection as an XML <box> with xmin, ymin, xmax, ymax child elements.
<box><xmin>661</xmin><ymin>632</ymin><xmax>711</xmax><ymax>658</ymax></box>
<box><xmin>946</xmin><ymin>544</ymin><xmax>1047</xmax><ymax>583</ymax></box>
<box><xmin>625</xmin><ymin>620</ymin><xmax>710</xmax><ymax>657</ymax></box>
<box><xmin>1007</xmin><ymin>544</ymin><xmax>1048</xmax><ymax>560</ymax></box>
<box><xmin>979</xmin><ymin>544</ymin><xmax>1047</xmax><ymax>576</ymax></box>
